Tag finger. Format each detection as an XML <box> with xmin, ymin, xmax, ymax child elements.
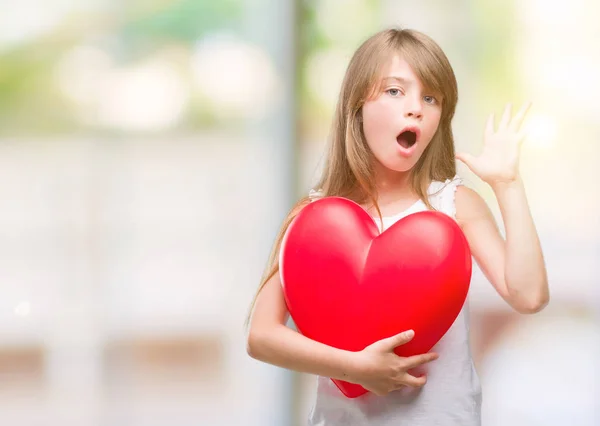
<box><xmin>404</xmin><ymin>352</ymin><xmax>439</xmax><ymax>369</ymax></box>
<box><xmin>485</xmin><ymin>113</ymin><xmax>495</xmax><ymax>138</ymax></box>
<box><xmin>509</xmin><ymin>101</ymin><xmax>532</xmax><ymax>132</ymax></box>
<box><xmin>455</xmin><ymin>152</ymin><xmax>476</xmax><ymax>169</ymax></box>
<box><xmin>498</xmin><ymin>103</ymin><xmax>512</xmax><ymax>130</ymax></box>
<box><xmin>385</xmin><ymin>329</ymin><xmax>415</xmax><ymax>349</ymax></box>
<box><xmin>402</xmin><ymin>373</ymin><xmax>427</xmax><ymax>388</ymax></box>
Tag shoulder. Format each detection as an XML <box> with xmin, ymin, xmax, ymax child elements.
<box><xmin>286</xmin><ymin>189</ymin><xmax>322</xmax><ymax>221</ymax></box>
<box><xmin>455</xmin><ymin>185</ymin><xmax>493</xmax><ymax>228</ymax></box>
<box><xmin>455</xmin><ymin>185</ymin><xmax>481</xmax><ymax>204</ymax></box>
<box><xmin>289</xmin><ymin>197</ymin><xmax>311</xmax><ymax>218</ymax></box>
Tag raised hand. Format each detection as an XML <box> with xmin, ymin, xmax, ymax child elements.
<box><xmin>456</xmin><ymin>101</ymin><xmax>531</xmax><ymax>186</ymax></box>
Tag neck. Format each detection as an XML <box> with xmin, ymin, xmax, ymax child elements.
<box><xmin>372</xmin><ymin>162</ymin><xmax>415</xmax><ymax>205</ymax></box>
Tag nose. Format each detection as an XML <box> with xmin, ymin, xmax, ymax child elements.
<box><xmin>404</xmin><ymin>96</ymin><xmax>423</xmax><ymax>119</ymax></box>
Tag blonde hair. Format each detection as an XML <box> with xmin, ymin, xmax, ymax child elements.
<box><xmin>245</xmin><ymin>28</ymin><xmax>459</xmax><ymax>326</ymax></box>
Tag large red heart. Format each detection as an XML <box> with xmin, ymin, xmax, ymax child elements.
<box><xmin>279</xmin><ymin>196</ymin><xmax>471</xmax><ymax>398</ymax></box>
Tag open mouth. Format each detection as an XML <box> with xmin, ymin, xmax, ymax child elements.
<box><xmin>397</xmin><ymin>130</ymin><xmax>417</xmax><ymax>149</ymax></box>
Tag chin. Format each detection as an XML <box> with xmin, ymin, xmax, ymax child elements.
<box><xmin>380</xmin><ymin>158</ymin><xmax>420</xmax><ymax>174</ymax></box>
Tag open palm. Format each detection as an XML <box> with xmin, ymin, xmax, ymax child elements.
<box><xmin>456</xmin><ymin>102</ymin><xmax>531</xmax><ymax>186</ymax></box>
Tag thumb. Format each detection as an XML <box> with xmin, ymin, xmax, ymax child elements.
<box><xmin>385</xmin><ymin>329</ymin><xmax>415</xmax><ymax>349</ymax></box>
<box><xmin>455</xmin><ymin>152</ymin><xmax>476</xmax><ymax>168</ymax></box>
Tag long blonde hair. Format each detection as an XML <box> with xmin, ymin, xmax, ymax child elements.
<box><xmin>245</xmin><ymin>28</ymin><xmax>458</xmax><ymax>326</ymax></box>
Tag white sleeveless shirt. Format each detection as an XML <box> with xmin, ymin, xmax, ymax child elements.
<box><xmin>306</xmin><ymin>175</ymin><xmax>482</xmax><ymax>426</ymax></box>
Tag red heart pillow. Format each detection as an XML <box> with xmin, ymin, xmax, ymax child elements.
<box><xmin>280</xmin><ymin>197</ymin><xmax>471</xmax><ymax>398</ymax></box>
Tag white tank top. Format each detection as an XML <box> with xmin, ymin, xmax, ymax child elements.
<box><xmin>306</xmin><ymin>175</ymin><xmax>482</xmax><ymax>426</ymax></box>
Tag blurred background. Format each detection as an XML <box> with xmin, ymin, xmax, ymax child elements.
<box><xmin>0</xmin><ymin>0</ymin><xmax>598</xmax><ymax>425</ymax></box>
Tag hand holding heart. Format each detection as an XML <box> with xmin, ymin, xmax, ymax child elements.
<box><xmin>350</xmin><ymin>329</ymin><xmax>439</xmax><ymax>396</ymax></box>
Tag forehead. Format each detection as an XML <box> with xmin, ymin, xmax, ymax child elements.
<box><xmin>378</xmin><ymin>54</ymin><xmax>423</xmax><ymax>88</ymax></box>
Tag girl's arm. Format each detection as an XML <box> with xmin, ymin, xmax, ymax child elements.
<box><xmin>246</xmin><ymin>269</ymin><xmax>438</xmax><ymax>394</ymax></box>
<box><xmin>246</xmin><ymin>270</ymin><xmax>359</xmax><ymax>381</ymax></box>
<box><xmin>456</xmin><ymin>101</ymin><xmax>549</xmax><ymax>314</ymax></box>
<box><xmin>456</xmin><ymin>182</ymin><xmax>549</xmax><ymax>313</ymax></box>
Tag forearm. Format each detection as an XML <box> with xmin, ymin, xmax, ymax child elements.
<box><xmin>492</xmin><ymin>178</ymin><xmax>549</xmax><ymax>312</ymax></box>
<box><xmin>247</xmin><ymin>324</ymin><xmax>360</xmax><ymax>382</ymax></box>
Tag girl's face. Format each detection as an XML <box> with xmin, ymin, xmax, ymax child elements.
<box><xmin>361</xmin><ymin>55</ymin><xmax>442</xmax><ymax>174</ymax></box>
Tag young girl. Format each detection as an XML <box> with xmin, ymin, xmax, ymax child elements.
<box><xmin>245</xmin><ymin>28</ymin><xmax>549</xmax><ymax>426</ymax></box>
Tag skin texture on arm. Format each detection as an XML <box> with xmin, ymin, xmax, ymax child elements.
<box><xmin>455</xmin><ymin>183</ymin><xmax>549</xmax><ymax>314</ymax></box>
<box><xmin>246</xmin><ymin>269</ymin><xmax>360</xmax><ymax>382</ymax></box>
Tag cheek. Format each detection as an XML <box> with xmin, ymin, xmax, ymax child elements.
<box><xmin>362</xmin><ymin>102</ymin><xmax>394</xmax><ymax>146</ymax></box>
<box><xmin>422</xmin><ymin>110</ymin><xmax>442</xmax><ymax>140</ymax></box>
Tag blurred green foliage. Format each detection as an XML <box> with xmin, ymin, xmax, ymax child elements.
<box><xmin>297</xmin><ymin>0</ymin><xmax>379</xmax><ymax>133</ymax></box>
<box><xmin>471</xmin><ymin>0</ymin><xmax>520</xmax><ymax>109</ymax></box>
<box><xmin>0</xmin><ymin>0</ymin><xmax>242</xmax><ymax>136</ymax></box>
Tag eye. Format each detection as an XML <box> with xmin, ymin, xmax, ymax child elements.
<box><xmin>424</xmin><ymin>95</ymin><xmax>437</xmax><ymax>104</ymax></box>
<box><xmin>386</xmin><ymin>88</ymin><xmax>402</xmax><ymax>97</ymax></box>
